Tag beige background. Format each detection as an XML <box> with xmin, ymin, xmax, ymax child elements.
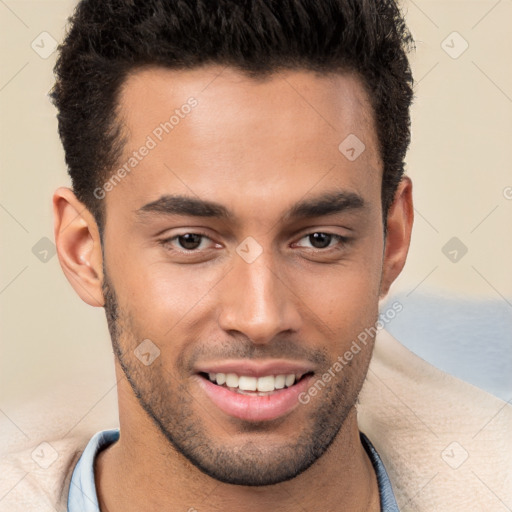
<box><xmin>0</xmin><ymin>0</ymin><xmax>511</xmax><ymax>425</ymax></box>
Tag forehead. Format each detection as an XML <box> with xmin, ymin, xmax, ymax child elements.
<box><xmin>117</xmin><ymin>64</ymin><xmax>377</xmax><ymax>150</ymax></box>
<box><xmin>106</xmin><ymin>65</ymin><xmax>382</xmax><ymax>226</ymax></box>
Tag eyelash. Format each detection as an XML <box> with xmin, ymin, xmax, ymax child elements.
<box><xmin>159</xmin><ymin>231</ymin><xmax>350</xmax><ymax>255</ymax></box>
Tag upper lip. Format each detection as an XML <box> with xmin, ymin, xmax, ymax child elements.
<box><xmin>194</xmin><ymin>360</ymin><xmax>315</xmax><ymax>379</ymax></box>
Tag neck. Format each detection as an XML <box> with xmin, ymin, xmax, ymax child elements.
<box><xmin>95</xmin><ymin>377</ymin><xmax>380</xmax><ymax>512</ymax></box>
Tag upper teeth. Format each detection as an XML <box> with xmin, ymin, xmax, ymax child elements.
<box><xmin>207</xmin><ymin>372</ymin><xmax>300</xmax><ymax>392</ymax></box>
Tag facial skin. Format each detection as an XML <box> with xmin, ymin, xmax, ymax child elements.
<box><xmin>53</xmin><ymin>65</ymin><xmax>413</xmax><ymax>512</ymax></box>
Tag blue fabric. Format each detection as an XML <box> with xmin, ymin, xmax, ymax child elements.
<box><xmin>381</xmin><ymin>293</ymin><xmax>512</xmax><ymax>401</ymax></box>
<box><xmin>68</xmin><ymin>428</ymin><xmax>399</xmax><ymax>511</ymax></box>
<box><xmin>67</xmin><ymin>429</ymin><xmax>119</xmax><ymax>512</ymax></box>
<box><xmin>361</xmin><ymin>432</ymin><xmax>400</xmax><ymax>511</ymax></box>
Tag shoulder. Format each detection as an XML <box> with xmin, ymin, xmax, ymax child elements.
<box><xmin>0</xmin><ymin>433</ymin><xmax>92</xmax><ymax>512</ymax></box>
<box><xmin>359</xmin><ymin>329</ymin><xmax>512</xmax><ymax>511</ymax></box>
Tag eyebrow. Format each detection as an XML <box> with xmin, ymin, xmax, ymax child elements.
<box><xmin>135</xmin><ymin>190</ymin><xmax>366</xmax><ymax>224</ymax></box>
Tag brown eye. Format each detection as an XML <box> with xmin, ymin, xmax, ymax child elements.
<box><xmin>160</xmin><ymin>232</ymin><xmax>214</xmax><ymax>253</ymax></box>
<box><xmin>295</xmin><ymin>232</ymin><xmax>347</xmax><ymax>250</ymax></box>
<box><xmin>308</xmin><ymin>233</ymin><xmax>333</xmax><ymax>249</ymax></box>
<box><xmin>176</xmin><ymin>233</ymin><xmax>203</xmax><ymax>250</ymax></box>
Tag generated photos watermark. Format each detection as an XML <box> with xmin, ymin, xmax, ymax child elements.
<box><xmin>94</xmin><ymin>97</ymin><xmax>198</xmax><ymax>200</ymax></box>
<box><xmin>298</xmin><ymin>301</ymin><xmax>403</xmax><ymax>405</ymax></box>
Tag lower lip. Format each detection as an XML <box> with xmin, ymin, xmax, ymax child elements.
<box><xmin>196</xmin><ymin>374</ymin><xmax>314</xmax><ymax>422</ymax></box>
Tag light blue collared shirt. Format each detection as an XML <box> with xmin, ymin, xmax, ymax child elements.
<box><xmin>68</xmin><ymin>428</ymin><xmax>399</xmax><ymax>511</ymax></box>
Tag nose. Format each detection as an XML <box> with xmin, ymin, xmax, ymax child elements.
<box><xmin>217</xmin><ymin>247</ymin><xmax>302</xmax><ymax>345</ymax></box>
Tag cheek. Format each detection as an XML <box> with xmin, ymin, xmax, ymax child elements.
<box><xmin>112</xmin><ymin>259</ymin><xmax>221</xmax><ymax>340</ymax></box>
<box><xmin>295</xmin><ymin>251</ymin><xmax>382</xmax><ymax>325</ymax></box>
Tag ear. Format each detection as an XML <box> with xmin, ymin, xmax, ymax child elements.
<box><xmin>53</xmin><ymin>187</ymin><xmax>105</xmax><ymax>307</ymax></box>
<box><xmin>379</xmin><ymin>176</ymin><xmax>414</xmax><ymax>298</ymax></box>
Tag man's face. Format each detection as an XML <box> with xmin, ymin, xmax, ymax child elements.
<box><xmin>101</xmin><ymin>65</ymin><xmax>387</xmax><ymax>485</ymax></box>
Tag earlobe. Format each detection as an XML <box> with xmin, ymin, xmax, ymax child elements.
<box><xmin>53</xmin><ymin>187</ymin><xmax>105</xmax><ymax>307</ymax></box>
<box><xmin>379</xmin><ymin>176</ymin><xmax>414</xmax><ymax>299</ymax></box>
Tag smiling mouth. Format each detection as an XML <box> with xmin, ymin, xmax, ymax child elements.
<box><xmin>198</xmin><ymin>371</ymin><xmax>314</xmax><ymax>396</ymax></box>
